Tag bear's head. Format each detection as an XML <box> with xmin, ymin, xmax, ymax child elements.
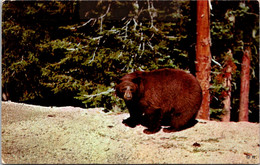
<box><xmin>115</xmin><ymin>71</ymin><xmax>143</xmax><ymax>101</ymax></box>
<box><xmin>116</xmin><ymin>80</ymin><xmax>138</xmax><ymax>101</ymax></box>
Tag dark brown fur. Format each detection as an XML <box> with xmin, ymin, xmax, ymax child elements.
<box><xmin>115</xmin><ymin>68</ymin><xmax>202</xmax><ymax>134</ymax></box>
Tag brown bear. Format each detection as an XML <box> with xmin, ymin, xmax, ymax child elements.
<box><xmin>115</xmin><ymin>68</ymin><xmax>202</xmax><ymax>134</ymax></box>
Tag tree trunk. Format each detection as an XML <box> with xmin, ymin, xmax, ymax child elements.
<box><xmin>239</xmin><ymin>46</ymin><xmax>251</xmax><ymax>121</ymax></box>
<box><xmin>222</xmin><ymin>50</ymin><xmax>233</xmax><ymax>122</ymax></box>
<box><xmin>195</xmin><ymin>0</ymin><xmax>211</xmax><ymax>120</ymax></box>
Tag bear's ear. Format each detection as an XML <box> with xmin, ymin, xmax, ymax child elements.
<box><xmin>132</xmin><ymin>77</ymin><xmax>141</xmax><ymax>85</ymax></box>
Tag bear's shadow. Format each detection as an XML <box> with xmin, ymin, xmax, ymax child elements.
<box><xmin>137</xmin><ymin>115</ymin><xmax>199</xmax><ymax>133</ymax></box>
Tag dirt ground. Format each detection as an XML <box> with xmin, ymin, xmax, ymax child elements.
<box><xmin>1</xmin><ymin>101</ymin><xmax>259</xmax><ymax>164</ymax></box>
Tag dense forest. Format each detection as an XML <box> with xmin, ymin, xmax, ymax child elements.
<box><xmin>2</xmin><ymin>1</ymin><xmax>259</xmax><ymax>122</ymax></box>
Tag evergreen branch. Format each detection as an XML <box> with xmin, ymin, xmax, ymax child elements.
<box><xmin>72</xmin><ymin>3</ymin><xmax>111</xmax><ymax>31</ymax></box>
<box><xmin>212</xmin><ymin>58</ymin><xmax>223</xmax><ymax>68</ymax></box>
<box><xmin>122</xmin><ymin>19</ymin><xmax>132</xmax><ymax>40</ymax></box>
<box><xmin>73</xmin><ymin>18</ymin><xmax>96</xmax><ymax>29</ymax></box>
<box><xmin>89</xmin><ymin>47</ymin><xmax>98</xmax><ymax>64</ymax></box>
<box><xmin>89</xmin><ymin>36</ymin><xmax>102</xmax><ymax>64</ymax></box>
<box><xmin>147</xmin><ymin>41</ymin><xmax>154</xmax><ymax>50</ymax></box>
<box><xmin>133</xmin><ymin>18</ymin><xmax>138</xmax><ymax>31</ymax></box>
<box><xmin>99</xmin><ymin>3</ymin><xmax>111</xmax><ymax>33</ymax></box>
<box><xmin>83</xmin><ymin>88</ymin><xmax>115</xmax><ymax>98</ymax></box>
<box><xmin>147</xmin><ymin>0</ymin><xmax>154</xmax><ymax>28</ymax></box>
<box><xmin>147</xmin><ymin>0</ymin><xmax>158</xmax><ymax>31</ymax></box>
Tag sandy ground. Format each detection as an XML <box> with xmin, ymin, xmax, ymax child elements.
<box><xmin>1</xmin><ymin>101</ymin><xmax>259</xmax><ymax>164</ymax></box>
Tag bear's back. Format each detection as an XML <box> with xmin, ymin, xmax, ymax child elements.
<box><xmin>139</xmin><ymin>68</ymin><xmax>202</xmax><ymax>113</ymax></box>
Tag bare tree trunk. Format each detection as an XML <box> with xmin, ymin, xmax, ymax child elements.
<box><xmin>239</xmin><ymin>46</ymin><xmax>251</xmax><ymax>121</ymax></box>
<box><xmin>196</xmin><ymin>0</ymin><xmax>211</xmax><ymax>120</ymax></box>
<box><xmin>222</xmin><ymin>50</ymin><xmax>233</xmax><ymax>122</ymax></box>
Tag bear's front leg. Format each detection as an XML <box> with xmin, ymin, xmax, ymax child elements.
<box><xmin>122</xmin><ymin>117</ymin><xmax>140</xmax><ymax>128</ymax></box>
<box><xmin>143</xmin><ymin>108</ymin><xmax>162</xmax><ymax>134</ymax></box>
<box><xmin>123</xmin><ymin>106</ymin><xmax>142</xmax><ymax>128</ymax></box>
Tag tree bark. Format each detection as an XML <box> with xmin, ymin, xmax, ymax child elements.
<box><xmin>239</xmin><ymin>46</ymin><xmax>251</xmax><ymax>121</ymax></box>
<box><xmin>195</xmin><ymin>0</ymin><xmax>211</xmax><ymax>120</ymax></box>
<box><xmin>222</xmin><ymin>50</ymin><xmax>233</xmax><ymax>122</ymax></box>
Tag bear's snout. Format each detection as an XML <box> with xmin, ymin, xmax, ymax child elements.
<box><xmin>124</xmin><ymin>87</ymin><xmax>133</xmax><ymax>101</ymax></box>
<box><xmin>124</xmin><ymin>92</ymin><xmax>132</xmax><ymax>100</ymax></box>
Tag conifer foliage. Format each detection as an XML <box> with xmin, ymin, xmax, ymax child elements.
<box><xmin>3</xmin><ymin>1</ymin><xmax>194</xmax><ymax>110</ymax></box>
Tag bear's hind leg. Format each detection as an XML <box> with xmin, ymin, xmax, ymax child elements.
<box><xmin>163</xmin><ymin>111</ymin><xmax>192</xmax><ymax>133</ymax></box>
<box><xmin>143</xmin><ymin>108</ymin><xmax>162</xmax><ymax>134</ymax></box>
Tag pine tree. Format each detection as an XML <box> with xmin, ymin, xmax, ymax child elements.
<box><xmin>195</xmin><ymin>0</ymin><xmax>211</xmax><ymax>120</ymax></box>
<box><xmin>239</xmin><ymin>46</ymin><xmax>251</xmax><ymax>121</ymax></box>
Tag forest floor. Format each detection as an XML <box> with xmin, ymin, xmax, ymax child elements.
<box><xmin>1</xmin><ymin>101</ymin><xmax>260</xmax><ymax>164</ymax></box>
